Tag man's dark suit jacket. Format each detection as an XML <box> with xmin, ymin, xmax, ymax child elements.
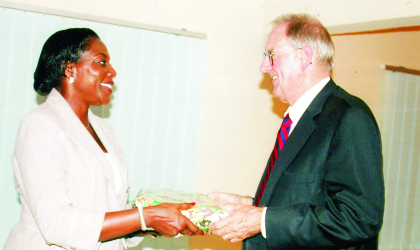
<box><xmin>244</xmin><ymin>79</ymin><xmax>384</xmax><ymax>250</ymax></box>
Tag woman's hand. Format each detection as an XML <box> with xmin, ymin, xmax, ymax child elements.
<box><xmin>143</xmin><ymin>203</ymin><xmax>203</xmax><ymax>237</ymax></box>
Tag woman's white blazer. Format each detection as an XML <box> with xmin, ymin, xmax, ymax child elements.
<box><xmin>4</xmin><ymin>89</ymin><xmax>142</xmax><ymax>250</ymax></box>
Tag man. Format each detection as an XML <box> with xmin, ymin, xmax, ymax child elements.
<box><xmin>209</xmin><ymin>13</ymin><xmax>384</xmax><ymax>249</ymax></box>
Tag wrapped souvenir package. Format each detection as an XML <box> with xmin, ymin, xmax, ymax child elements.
<box><xmin>133</xmin><ymin>189</ymin><xmax>229</xmax><ymax>234</ymax></box>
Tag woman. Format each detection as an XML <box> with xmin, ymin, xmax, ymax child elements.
<box><xmin>4</xmin><ymin>28</ymin><xmax>201</xmax><ymax>250</ymax></box>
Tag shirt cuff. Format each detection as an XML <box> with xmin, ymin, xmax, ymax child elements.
<box><xmin>261</xmin><ymin>207</ymin><xmax>267</xmax><ymax>238</ymax></box>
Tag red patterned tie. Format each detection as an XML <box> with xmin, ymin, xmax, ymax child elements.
<box><xmin>255</xmin><ymin>114</ymin><xmax>292</xmax><ymax>206</ymax></box>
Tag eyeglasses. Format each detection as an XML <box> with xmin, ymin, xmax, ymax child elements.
<box><xmin>263</xmin><ymin>50</ymin><xmax>277</xmax><ymax>66</ymax></box>
<box><xmin>263</xmin><ymin>48</ymin><xmax>301</xmax><ymax>66</ymax></box>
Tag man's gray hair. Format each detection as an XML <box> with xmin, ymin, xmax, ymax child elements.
<box><xmin>273</xmin><ymin>13</ymin><xmax>335</xmax><ymax>72</ymax></box>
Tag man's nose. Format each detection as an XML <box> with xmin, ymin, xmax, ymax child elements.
<box><xmin>260</xmin><ymin>56</ymin><xmax>271</xmax><ymax>73</ymax></box>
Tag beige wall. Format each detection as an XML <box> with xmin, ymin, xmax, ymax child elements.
<box><xmin>2</xmin><ymin>0</ymin><xmax>420</xmax><ymax>249</ymax></box>
<box><xmin>332</xmin><ymin>31</ymin><xmax>420</xmax><ymax>127</ymax></box>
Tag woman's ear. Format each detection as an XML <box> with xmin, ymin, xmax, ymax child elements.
<box><xmin>299</xmin><ymin>46</ymin><xmax>313</xmax><ymax>71</ymax></box>
<box><xmin>57</xmin><ymin>62</ymin><xmax>76</xmax><ymax>94</ymax></box>
<box><xmin>64</xmin><ymin>61</ymin><xmax>75</xmax><ymax>80</ymax></box>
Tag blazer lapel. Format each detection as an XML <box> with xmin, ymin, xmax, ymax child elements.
<box><xmin>46</xmin><ymin>89</ymin><xmax>116</xmax><ymax>191</ymax></box>
<box><xmin>89</xmin><ymin>111</ymin><xmax>129</xmax><ymax>205</ymax></box>
<box><xmin>258</xmin><ymin>80</ymin><xmax>338</xmax><ymax>206</ymax></box>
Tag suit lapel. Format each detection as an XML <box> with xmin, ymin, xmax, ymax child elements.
<box><xmin>259</xmin><ymin>112</ymin><xmax>317</xmax><ymax>206</ymax></box>
<box><xmin>258</xmin><ymin>80</ymin><xmax>338</xmax><ymax>206</ymax></box>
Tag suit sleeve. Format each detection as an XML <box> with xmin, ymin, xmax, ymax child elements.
<box><xmin>265</xmin><ymin>107</ymin><xmax>384</xmax><ymax>249</ymax></box>
<box><xmin>13</xmin><ymin>114</ymin><xmax>104</xmax><ymax>250</ymax></box>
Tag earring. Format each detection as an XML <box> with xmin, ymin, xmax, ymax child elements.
<box><xmin>69</xmin><ymin>77</ymin><xmax>74</xmax><ymax>84</ymax></box>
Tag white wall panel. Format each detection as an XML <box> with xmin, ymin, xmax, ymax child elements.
<box><xmin>379</xmin><ymin>71</ymin><xmax>420</xmax><ymax>249</ymax></box>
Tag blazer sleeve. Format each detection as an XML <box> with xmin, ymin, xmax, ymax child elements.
<box><xmin>13</xmin><ymin>112</ymin><xmax>105</xmax><ymax>250</ymax></box>
<box><xmin>265</xmin><ymin>107</ymin><xmax>384</xmax><ymax>249</ymax></box>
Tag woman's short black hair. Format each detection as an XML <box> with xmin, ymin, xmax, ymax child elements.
<box><xmin>33</xmin><ymin>28</ymin><xmax>100</xmax><ymax>96</ymax></box>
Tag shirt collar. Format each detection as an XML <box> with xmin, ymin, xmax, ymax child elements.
<box><xmin>285</xmin><ymin>77</ymin><xmax>330</xmax><ymax>134</ymax></box>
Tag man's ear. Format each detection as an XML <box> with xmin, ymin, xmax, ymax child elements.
<box><xmin>299</xmin><ymin>46</ymin><xmax>313</xmax><ymax>71</ymax></box>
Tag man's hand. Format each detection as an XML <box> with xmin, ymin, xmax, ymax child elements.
<box><xmin>143</xmin><ymin>203</ymin><xmax>203</xmax><ymax>237</ymax></box>
<box><xmin>207</xmin><ymin>192</ymin><xmax>253</xmax><ymax>205</ymax></box>
<box><xmin>209</xmin><ymin>203</ymin><xmax>263</xmax><ymax>242</ymax></box>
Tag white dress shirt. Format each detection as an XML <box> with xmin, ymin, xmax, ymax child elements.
<box><xmin>261</xmin><ymin>77</ymin><xmax>330</xmax><ymax>238</ymax></box>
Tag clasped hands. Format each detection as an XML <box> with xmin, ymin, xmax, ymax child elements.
<box><xmin>139</xmin><ymin>192</ymin><xmax>263</xmax><ymax>242</ymax></box>
<box><xmin>207</xmin><ymin>192</ymin><xmax>264</xmax><ymax>242</ymax></box>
